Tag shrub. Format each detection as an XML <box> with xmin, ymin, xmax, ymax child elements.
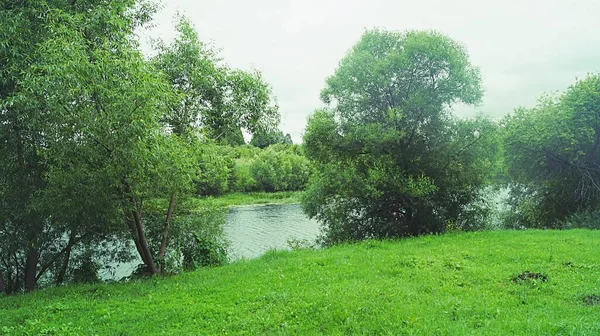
<box><xmin>195</xmin><ymin>145</ymin><xmax>235</xmax><ymax>196</ymax></box>
<box><xmin>231</xmin><ymin>160</ymin><xmax>258</xmax><ymax>192</ymax></box>
<box><xmin>249</xmin><ymin>148</ymin><xmax>312</xmax><ymax>192</ymax></box>
<box><xmin>139</xmin><ymin>201</ymin><xmax>229</xmax><ymax>275</ymax></box>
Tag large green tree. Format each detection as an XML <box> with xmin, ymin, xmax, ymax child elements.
<box><xmin>0</xmin><ymin>0</ymin><xmax>156</xmax><ymax>293</ymax></box>
<box><xmin>303</xmin><ymin>30</ymin><xmax>499</xmax><ymax>245</ymax></box>
<box><xmin>503</xmin><ymin>74</ymin><xmax>600</xmax><ymax>227</ymax></box>
<box><xmin>0</xmin><ymin>0</ymin><xmax>196</xmax><ymax>292</ymax></box>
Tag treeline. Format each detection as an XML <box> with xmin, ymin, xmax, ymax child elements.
<box><xmin>195</xmin><ymin>144</ymin><xmax>311</xmax><ymax>196</ymax></box>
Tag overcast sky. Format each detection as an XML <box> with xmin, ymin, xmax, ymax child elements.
<box><xmin>142</xmin><ymin>0</ymin><xmax>600</xmax><ymax>142</ymax></box>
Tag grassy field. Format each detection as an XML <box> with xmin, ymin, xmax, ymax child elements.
<box><xmin>2</xmin><ymin>230</ymin><xmax>600</xmax><ymax>335</ymax></box>
<box><xmin>189</xmin><ymin>191</ymin><xmax>303</xmax><ymax>208</ymax></box>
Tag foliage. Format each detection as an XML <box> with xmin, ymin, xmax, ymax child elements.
<box><xmin>303</xmin><ymin>30</ymin><xmax>499</xmax><ymax>245</ymax></box>
<box><xmin>152</xmin><ymin>15</ymin><xmax>279</xmax><ymax>144</ymax></box>
<box><xmin>190</xmin><ymin>191</ymin><xmax>303</xmax><ymax>208</ymax></box>
<box><xmin>174</xmin><ymin>203</ymin><xmax>229</xmax><ymax>270</ymax></box>
<box><xmin>250</xmin><ymin>147</ymin><xmax>312</xmax><ymax>192</ymax></box>
<box><xmin>132</xmin><ymin>199</ymin><xmax>229</xmax><ymax>275</ymax></box>
<box><xmin>71</xmin><ymin>255</ymin><xmax>100</xmax><ymax>284</ymax></box>
<box><xmin>231</xmin><ymin>161</ymin><xmax>258</xmax><ymax>192</ymax></box>
<box><xmin>0</xmin><ymin>0</ymin><xmax>252</xmax><ymax>292</ymax></box>
<box><xmin>2</xmin><ymin>230</ymin><xmax>600</xmax><ymax>334</ymax></box>
<box><xmin>562</xmin><ymin>211</ymin><xmax>600</xmax><ymax>230</ymax></box>
<box><xmin>193</xmin><ymin>143</ymin><xmax>235</xmax><ymax>196</ymax></box>
<box><xmin>0</xmin><ymin>0</ymin><xmax>167</xmax><ymax>293</ymax></box>
<box><xmin>233</xmin><ymin>144</ymin><xmax>263</xmax><ymax>160</ymax></box>
<box><xmin>250</xmin><ymin>129</ymin><xmax>293</xmax><ymax>148</ymax></box>
<box><xmin>503</xmin><ymin>74</ymin><xmax>600</xmax><ymax>228</ymax></box>
<box><xmin>182</xmin><ymin>233</ymin><xmax>229</xmax><ymax>270</ymax></box>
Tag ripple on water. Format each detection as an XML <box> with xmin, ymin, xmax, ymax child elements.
<box><xmin>225</xmin><ymin>203</ymin><xmax>321</xmax><ymax>260</ymax></box>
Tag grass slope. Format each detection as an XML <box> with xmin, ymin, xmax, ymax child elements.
<box><xmin>2</xmin><ymin>230</ymin><xmax>600</xmax><ymax>335</ymax></box>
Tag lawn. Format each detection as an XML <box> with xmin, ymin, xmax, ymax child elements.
<box><xmin>1</xmin><ymin>230</ymin><xmax>600</xmax><ymax>335</ymax></box>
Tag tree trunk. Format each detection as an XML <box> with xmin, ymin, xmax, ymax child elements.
<box><xmin>124</xmin><ymin>211</ymin><xmax>145</xmax><ymax>263</ymax></box>
<box><xmin>158</xmin><ymin>194</ymin><xmax>176</xmax><ymax>271</ymax></box>
<box><xmin>0</xmin><ymin>269</ymin><xmax>5</xmax><ymax>294</ymax></box>
<box><xmin>55</xmin><ymin>233</ymin><xmax>76</xmax><ymax>286</ymax></box>
<box><xmin>36</xmin><ymin>232</ymin><xmax>77</xmax><ymax>283</ymax></box>
<box><xmin>406</xmin><ymin>207</ymin><xmax>418</xmax><ymax>236</ymax></box>
<box><xmin>132</xmin><ymin>206</ymin><xmax>157</xmax><ymax>275</ymax></box>
<box><xmin>119</xmin><ymin>178</ymin><xmax>157</xmax><ymax>275</ymax></box>
<box><xmin>11</xmin><ymin>253</ymin><xmax>20</xmax><ymax>294</ymax></box>
<box><xmin>24</xmin><ymin>247</ymin><xmax>37</xmax><ymax>292</ymax></box>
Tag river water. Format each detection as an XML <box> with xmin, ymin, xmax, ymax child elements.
<box><xmin>102</xmin><ymin>203</ymin><xmax>321</xmax><ymax>279</ymax></box>
<box><xmin>225</xmin><ymin>203</ymin><xmax>321</xmax><ymax>259</ymax></box>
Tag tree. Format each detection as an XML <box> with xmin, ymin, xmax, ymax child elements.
<box><xmin>250</xmin><ymin>129</ymin><xmax>293</xmax><ymax>148</ymax></box>
<box><xmin>34</xmin><ymin>13</ymin><xmax>195</xmax><ymax>277</ymax></box>
<box><xmin>0</xmin><ymin>0</ymin><xmax>154</xmax><ymax>293</ymax></box>
<box><xmin>503</xmin><ymin>74</ymin><xmax>600</xmax><ymax>227</ymax></box>
<box><xmin>302</xmin><ymin>30</ymin><xmax>499</xmax><ymax>245</ymax></box>
<box><xmin>152</xmin><ymin>16</ymin><xmax>280</xmax><ymax>144</ymax></box>
<box><xmin>0</xmin><ymin>0</ymin><xmax>197</xmax><ymax>293</ymax></box>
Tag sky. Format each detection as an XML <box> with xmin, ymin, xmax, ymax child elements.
<box><xmin>142</xmin><ymin>0</ymin><xmax>600</xmax><ymax>142</ymax></box>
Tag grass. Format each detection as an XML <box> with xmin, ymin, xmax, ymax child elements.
<box><xmin>2</xmin><ymin>230</ymin><xmax>600</xmax><ymax>335</ymax></box>
<box><xmin>189</xmin><ymin>191</ymin><xmax>303</xmax><ymax>208</ymax></box>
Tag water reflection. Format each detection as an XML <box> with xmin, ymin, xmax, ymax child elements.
<box><xmin>225</xmin><ymin>203</ymin><xmax>321</xmax><ymax>259</ymax></box>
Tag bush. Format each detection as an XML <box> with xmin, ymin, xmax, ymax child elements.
<box><xmin>191</xmin><ymin>143</ymin><xmax>312</xmax><ymax>194</ymax></box>
<box><xmin>182</xmin><ymin>233</ymin><xmax>228</xmax><ymax>269</ymax></box>
<box><xmin>233</xmin><ymin>144</ymin><xmax>261</xmax><ymax>160</ymax></box>
<box><xmin>72</xmin><ymin>255</ymin><xmax>100</xmax><ymax>284</ymax></box>
<box><xmin>562</xmin><ymin>211</ymin><xmax>600</xmax><ymax>230</ymax></box>
<box><xmin>249</xmin><ymin>148</ymin><xmax>312</xmax><ymax>192</ymax></box>
<box><xmin>231</xmin><ymin>160</ymin><xmax>258</xmax><ymax>192</ymax></box>
<box><xmin>195</xmin><ymin>145</ymin><xmax>235</xmax><ymax>196</ymax></box>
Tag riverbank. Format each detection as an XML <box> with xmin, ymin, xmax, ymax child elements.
<box><xmin>2</xmin><ymin>230</ymin><xmax>600</xmax><ymax>335</ymax></box>
<box><xmin>190</xmin><ymin>191</ymin><xmax>303</xmax><ymax>208</ymax></box>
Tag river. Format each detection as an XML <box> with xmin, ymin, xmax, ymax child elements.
<box><xmin>225</xmin><ymin>203</ymin><xmax>321</xmax><ymax>259</ymax></box>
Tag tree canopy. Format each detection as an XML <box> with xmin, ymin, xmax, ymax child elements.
<box><xmin>303</xmin><ymin>30</ymin><xmax>499</xmax><ymax>245</ymax></box>
<box><xmin>503</xmin><ymin>74</ymin><xmax>600</xmax><ymax>228</ymax></box>
<box><xmin>151</xmin><ymin>16</ymin><xmax>279</xmax><ymax>144</ymax></box>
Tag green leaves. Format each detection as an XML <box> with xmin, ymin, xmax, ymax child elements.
<box><xmin>321</xmin><ymin>29</ymin><xmax>482</xmax><ymax>125</ymax></box>
<box><xmin>151</xmin><ymin>16</ymin><xmax>279</xmax><ymax>144</ymax></box>
<box><xmin>503</xmin><ymin>74</ymin><xmax>600</xmax><ymax>227</ymax></box>
<box><xmin>303</xmin><ymin>29</ymin><xmax>496</xmax><ymax>244</ymax></box>
<box><xmin>0</xmin><ymin>0</ymin><xmax>201</xmax><ymax>290</ymax></box>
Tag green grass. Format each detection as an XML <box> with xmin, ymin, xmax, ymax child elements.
<box><xmin>190</xmin><ymin>191</ymin><xmax>303</xmax><ymax>208</ymax></box>
<box><xmin>2</xmin><ymin>230</ymin><xmax>600</xmax><ymax>335</ymax></box>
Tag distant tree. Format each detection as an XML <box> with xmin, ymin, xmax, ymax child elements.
<box><xmin>152</xmin><ymin>16</ymin><xmax>280</xmax><ymax>144</ymax></box>
<box><xmin>250</xmin><ymin>129</ymin><xmax>293</xmax><ymax>148</ymax></box>
<box><xmin>303</xmin><ymin>30</ymin><xmax>500</xmax><ymax>245</ymax></box>
<box><xmin>503</xmin><ymin>74</ymin><xmax>600</xmax><ymax>227</ymax></box>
